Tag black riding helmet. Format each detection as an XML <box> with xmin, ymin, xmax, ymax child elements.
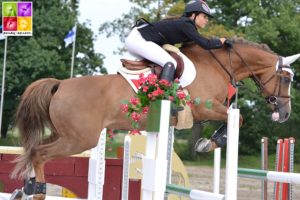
<box><xmin>184</xmin><ymin>0</ymin><xmax>213</xmax><ymax>18</ymax></box>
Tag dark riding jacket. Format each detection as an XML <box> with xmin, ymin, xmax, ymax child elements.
<box><xmin>137</xmin><ymin>16</ymin><xmax>223</xmax><ymax>49</ymax></box>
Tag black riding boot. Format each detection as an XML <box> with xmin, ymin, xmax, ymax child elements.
<box><xmin>160</xmin><ymin>62</ymin><xmax>175</xmax><ymax>83</ymax></box>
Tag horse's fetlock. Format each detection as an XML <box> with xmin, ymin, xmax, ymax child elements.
<box><xmin>34</xmin><ymin>182</ymin><xmax>46</xmax><ymax>195</ymax></box>
<box><xmin>24</xmin><ymin>177</ymin><xmax>36</xmax><ymax>195</ymax></box>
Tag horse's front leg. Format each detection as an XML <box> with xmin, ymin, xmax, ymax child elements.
<box><xmin>193</xmin><ymin>99</ymin><xmax>243</xmax><ymax>152</ymax></box>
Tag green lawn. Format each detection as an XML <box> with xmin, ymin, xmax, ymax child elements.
<box><xmin>184</xmin><ymin>153</ymin><xmax>300</xmax><ymax>172</ymax></box>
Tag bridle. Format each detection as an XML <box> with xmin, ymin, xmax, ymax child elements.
<box><xmin>261</xmin><ymin>56</ymin><xmax>292</xmax><ymax>106</ymax></box>
<box><xmin>209</xmin><ymin>46</ymin><xmax>293</xmax><ymax>110</ymax></box>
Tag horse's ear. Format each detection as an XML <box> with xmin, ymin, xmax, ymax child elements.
<box><xmin>282</xmin><ymin>53</ymin><xmax>300</xmax><ymax>66</ymax></box>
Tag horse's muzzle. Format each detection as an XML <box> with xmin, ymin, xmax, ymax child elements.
<box><xmin>271</xmin><ymin>109</ymin><xmax>290</xmax><ymax>123</ymax></box>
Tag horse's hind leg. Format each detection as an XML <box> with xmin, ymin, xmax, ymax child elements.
<box><xmin>30</xmin><ymin>135</ymin><xmax>97</xmax><ymax>200</ymax></box>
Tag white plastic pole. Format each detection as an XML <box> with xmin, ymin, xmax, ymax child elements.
<box><xmin>225</xmin><ymin>108</ymin><xmax>240</xmax><ymax>200</ymax></box>
<box><xmin>213</xmin><ymin>148</ymin><xmax>221</xmax><ymax>194</ymax></box>
<box><xmin>70</xmin><ymin>24</ymin><xmax>77</xmax><ymax>78</ymax></box>
<box><xmin>142</xmin><ymin>100</ymin><xmax>171</xmax><ymax>200</ymax></box>
<box><xmin>88</xmin><ymin>129</ymin><xmax>106</xmax><ymax>200</ymax></box>
<box><xmin>122</xmin><ymin>135</ymin><xmax>131</xmax><ymax>200</ymax></box>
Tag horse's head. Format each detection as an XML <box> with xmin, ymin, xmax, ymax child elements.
<box><xmin>181</xmin><ymin>40</ymin><xmax>299</xmax><ymax>123</ymax></box>
<box><xmin>231</xmin><ymin>40</ymin><xmax>299</xmax><ymax>123</ymax></box>
<box><xmin>265</xmin><ymin>54</ymin><xmax>300</xmax><ymax>123</ymax></box>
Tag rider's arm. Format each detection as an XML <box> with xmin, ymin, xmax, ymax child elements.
<box><xmin>182</xmin><ymin>20</ymin><xmax>223</xmax><ymax>49</ymax></box>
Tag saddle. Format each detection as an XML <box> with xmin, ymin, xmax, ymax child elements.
<box><xmin>120</xmin><ymin>44</ymin><xmax>184</xmax><ymax>80</ymax></box>
<box><xmin>119</xmin><ymin>45</ymin><xmax>193</xmax><ymax>130</ymax></box>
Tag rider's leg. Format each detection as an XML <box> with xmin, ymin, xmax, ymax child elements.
<box><xmin>125</xmin><ymin>27</ymin><xmax>177</xmax><ymax>82</ymax></box>
<box><xmin>177</xmin><ymin>52</ymin><xmax>196</xmax><ymax>88</ymax></box>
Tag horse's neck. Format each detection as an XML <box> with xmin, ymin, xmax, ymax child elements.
<box><xmin>183</xmin><ymin>44</ymin><xmax>277</xmax><ymax>83</ymax></box>
<box><xmin>230</xmin><ymin>46</ymin><xmax>278</xmax><ymax>82</ymax></box>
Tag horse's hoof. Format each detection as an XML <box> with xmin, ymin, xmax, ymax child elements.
<box><xmin>9</xmin><ymin>189</ymin><xmax>23</xmax><ymax>200</ymax></box>
<box><xmin>194</xmin><ymin>138</ymin><xmax>214</xmax><ymax>152</ymax></box>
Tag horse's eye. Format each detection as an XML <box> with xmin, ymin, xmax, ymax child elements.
<box><xmin>283</xmin><ymin>77</ymin><xmax>291</xmax><ymax>84</ymax></box>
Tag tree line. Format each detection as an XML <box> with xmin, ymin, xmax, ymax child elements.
<box><xmin>0</xmin><ymin>0</ymin><xmax>106</xmax><ymax>138</ymax></box>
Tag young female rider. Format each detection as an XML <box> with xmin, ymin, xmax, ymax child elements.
<box><xmin>125</xmin><ymin>0</ymin><xmax>227</xmax><ymax>87</ymax></box>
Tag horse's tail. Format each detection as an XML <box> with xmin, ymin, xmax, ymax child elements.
<box><xmin>11</xmin><ymin>78</ymin><xmax>60</xmax><ymax>179</ymax></box>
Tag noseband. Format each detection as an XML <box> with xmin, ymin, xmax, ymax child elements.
<box><xmin>262</xmin><ymin>56</ymin><xmax>292</xmax><ymax>106</ymax></box>
<box><xmin>209</xmin><ymin>47</ymin><xmax>292</xmax><ymax>109</ymax></box>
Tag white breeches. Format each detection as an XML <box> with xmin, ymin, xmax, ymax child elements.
<box><xmin>125</xmin><ymin>27</ymin><xmax>196</xmax><ymax>87</ymax></box>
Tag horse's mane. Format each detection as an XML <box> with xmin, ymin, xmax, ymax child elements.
<box><xmin>231</xmin><ymin>37</ymin><xmax>275</xmax><ymax>54</ymax></box>
<box><xmin>182</xmin><ymin>37</ymin><xmax>275</xmax><ymax>54</ymax></box>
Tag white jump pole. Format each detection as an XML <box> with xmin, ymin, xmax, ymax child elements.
<box><xmin>213</xmin><ymin>148</ymin><xmax>221</xmax><ymax>194</ymax></box>
<box><xmin>88</xmin><ymin>129</ymin><xmax>107</xmax><ymax>200</ymax></box>
<box><xmin>224</xmin><ymin>108</ymin><xmax>240</xmax><ymax>200</ymax></box>
<box><xmin>142</xmin><ymin>100</ymin><xmax>171</xmax><ymax>200</ymax></box>
<box><xmin>121</xmin><ymin>135</ymin><xmax>131</xmax><ymax>200</ymax></box>
<box><xmin>140</xmin><ymin>101</ymin><xmax>240</xmax><ymax>200</ymax></box>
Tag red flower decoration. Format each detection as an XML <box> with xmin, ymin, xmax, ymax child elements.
<box><xmin>130</xmin><ymin>97</ymin><xmax>140</xmax><ymax>105</ymax></box>
<box><xmin>130</xmin><ymin>129</ymin><xmax>141</xmax><ymax>135</ymax></box>
<box><xmin>142</xmin><ymin>106</ymin><xmax>149</xmax><ymax>114</ymax></box>
<box><xmin>121</xmin><ymin>104</ymin><xmax>129</xmax><ymax>113</ymax></box>
<box><xmin>131</xmin><ymin>112</ymin><xmax>141</xmax><ymax>122</ymax></box>
<box><xmin>176</xmin><ymin>90</ymin><xmax>186</xmax><ymax>100</ymax></box>
<box><xmin>121</xmin><ymin>73</ymin><xmax>199</xmax><ymax>131</ymax></box>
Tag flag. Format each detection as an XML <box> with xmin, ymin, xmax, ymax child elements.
<box><xmin>227</xmin><ymin>82</ymin><xmax>237</xmax><ymax>108</ymax></box>
<box><xmin>64</xmin><ymin>26</ymin><xmax>76</xmax><ymax>47</ymax></box>
<box><xmin>0</xmin><ymin>34</ymin><xmax>5</xmax><ymax>40</ymax></box>
<box><xmin>0</xmin><ymin>25</ymin><xmax>5</xmax><ymax>40</ymax></box>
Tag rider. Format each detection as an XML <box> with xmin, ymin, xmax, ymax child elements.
<box><xmin>125</xmin><ymin>0</ymin><xmax>227</xmax><ymax>87</ymax></box>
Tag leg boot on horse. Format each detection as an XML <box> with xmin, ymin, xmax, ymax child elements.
<box><xmin>194</xmin><ymin>124</ymin><xmax>227</xmax><ymax>152</ymax></box>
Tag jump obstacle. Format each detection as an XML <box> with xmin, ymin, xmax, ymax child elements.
<box><xmin>3</xmin><ymin>98</ymin><xmax>296</xmax><ymax>200</ymax></box>
<box><xmin>132</xmin><ymin>99</ymin><xmax>300</xmax><ymax>200</ymax></box>
<box><xmin>0</xmin><ymin>130</ymin><xmax>141</xmax><ymax>200</ymax></box>
<box><xmin>213</xmin><ymin>134</ymin><xmax>299</xmax><ymax>200</ymax></box>
<box><xmin>0</xmin><ymin>106</ymin><xmax>188</xmax><ymax>200</ymax></box>
<box><xmin>120</xmin><ymin>100</ymin><xmax>241</xmax><ymax>200</ymax></box>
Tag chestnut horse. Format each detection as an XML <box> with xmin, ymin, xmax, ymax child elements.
<box><xmin>12</xmin><ymin>38</ymin><xmax>298</xmax><ymax>200</ymax></box>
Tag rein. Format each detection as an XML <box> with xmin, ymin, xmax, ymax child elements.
<box><xmin>209</xmin><ymin>46</ymin><xmax>292</xmax><ymax>108</ymax></box>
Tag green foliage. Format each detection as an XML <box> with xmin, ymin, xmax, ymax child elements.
<box><xmin>0</xmin><ymin>0</ymin><xmax>106</xmax><ymax>137</ymax></box>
